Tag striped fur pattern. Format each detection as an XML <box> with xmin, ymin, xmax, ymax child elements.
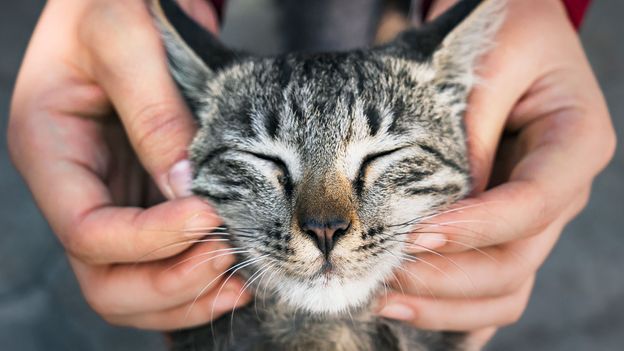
<box><xmin>152</xmin><ymin>0</ymin><xmax>505</xmax><ymax>350</ymax></box>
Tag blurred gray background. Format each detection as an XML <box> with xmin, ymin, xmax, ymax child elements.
<box><xmin>1</xmin><ymin>1</ymin><xmax>622</xmax><ymax>350</ymax></box>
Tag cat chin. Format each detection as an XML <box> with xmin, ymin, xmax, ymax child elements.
<box><xmin>276</xmin><ymin>275</ymin><xmax>378</xmax><ymax>315</ymax></box>
<box><xmin>274</xmin><ymin>258</ymin><xmax>398</xmax><ymax>315</ymax></box>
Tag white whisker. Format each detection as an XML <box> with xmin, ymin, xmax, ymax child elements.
<box><xmin>186</xmin><ymin>255</ymin><xmax>266</xmax><ymax>321</ymax></box>
<box><xmin>165</xmin><ymin>247</ymin><xmax>249</xmax><ymax>273</ymax></box>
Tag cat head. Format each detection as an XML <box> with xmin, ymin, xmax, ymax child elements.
<box><xmin>152</xmin><ymin>0</ymin><xmax>504</xmax><ymax>314</ymax></box>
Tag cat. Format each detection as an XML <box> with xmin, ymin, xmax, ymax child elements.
<box><xmin>151</xmin><ymin>0</ymin><xmax>505</xmax><ymax>349</ymax></box>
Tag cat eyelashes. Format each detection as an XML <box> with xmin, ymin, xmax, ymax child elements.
<box><xmin>230</xmin><ymin>145</ymin><xmax>427</xmax><ymax>198</ymax></box>
<box><xmin>238</xmin><ymin>146</ymin><xmax>414</xmax><ymax>198</ymax></box>
<box><xmin>200</xmin><ymin>148</ymin><xmax>291</xmax><ymax>185</ymax></box>
<box><xmin>355</xmin><ymin>146</ymin><xmax>407</xmax><ymax>195</ymax></box>
<box><xmin>244</xmin><ymin>151</ymin><xmax>293</xmax><ymax>196</ymax></box>
<box><xmin>360</xmin><ymin>147</ymin><xmax>407</xmax><ymax>172</ymax></box>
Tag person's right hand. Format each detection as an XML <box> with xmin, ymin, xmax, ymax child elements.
<box><xmin>8</xmin><ymin>0</ymin><xmax>250</xmax><ymax>330</ymax></box>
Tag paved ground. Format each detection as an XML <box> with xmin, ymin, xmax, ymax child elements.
<box><xmin>1</xmin><ymin>1</ymin><xmax>622</xmax><ymax>350</ymax></box>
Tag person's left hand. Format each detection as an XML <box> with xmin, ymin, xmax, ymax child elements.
<box><xmin>376</xmin><ymin>0</ymin><xmax>616</xmax><ymax>347</ymax></box>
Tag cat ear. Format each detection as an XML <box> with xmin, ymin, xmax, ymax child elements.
<box><xmin>151</xmin><ymin>0</ymin><xmax>241</xmax><ymax>105</ymax></box>
<box><xmin>429</xmin><ymin>0</ymin><xmax>505</xmax><ymax>83</ymax></box>
<box><xmin>380</xmin><ymin>0</ymin><xmax>505</xmax><ymax>83</ymax></box>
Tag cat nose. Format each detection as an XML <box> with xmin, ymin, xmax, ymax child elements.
<box><xmin>300</xmin><ymin>219</ymin><xmax>350</xmax><ymax>257</ymax></box>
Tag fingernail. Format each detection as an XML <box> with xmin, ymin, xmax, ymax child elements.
<box><xmin>213</xmin><ymin>283</ymin><xmax>249</xmax><ymax>309</ymax></box>
<box><xmin>378</xmin><ymin>304</ymin><xmax>415</xmax><ymax>321</ymax></box>
<box><xmin>167</xmin><ymin>159</ymin><xmax>193</xmax><ymax>199</ymax></box>
<box><xmin>212</xmin><ymin>251</ymin><xmax>235</xmax><ymax>271</ymax></box>
<box><xmin>411</xmin><ymin>233</ymin><xmax>446</xmax><ymax>252</ymax></box>
<box><xmin>211</xmin><ymin>289</ymin><xmax>238</xmax><ymax>309</ymax></box>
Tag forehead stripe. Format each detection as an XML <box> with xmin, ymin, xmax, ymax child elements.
<box><xmin>264</xmin><ymin>109</ymin><xmax>280</xmax><ymax>139</ymax></box>
<box><xmin>274</xmin><ymin>56</ymin><xmax>293</xmax><ymax>90</ymax></box>
<box><xmin>197</xmin><ymin>146</ymin><xmax>230</xmax><ymax>172</ymax></box>
<box><xmin>365</xmin><ymin>105</ymin><xmax>382</xmax><ymax>136</ymax></box>
<box><xmin>419</xmin><ymin>144</ymin><xmax>467</xmax><ymax>174</ymax></box>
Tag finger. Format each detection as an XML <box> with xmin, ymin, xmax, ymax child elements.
<box><xmin>404</xmin><ymin>170</ymin><xmax>593</xmax><ymax>253</ymax></box>
<box><xmin>378</xmin><ymin>277</ymin><xmax>534</xmax><ymax>331</ymax></box>
<box><xmin>395</xmin><ymin>211</ymin><xmax>563</xmax><ymax>298</ymax></box>
<box><xmin>8</xmin><ymin>111</ymin><xmax>213</xmax><ymax>266</ymax></box>
<box><xmin>466</xmin><ymin>0</ymin><xmax>615</xmax><ymax>192</ymax></box>
<box><xmin>403</xmin><ymin>181</ymin><xmax>552</xmax><ymax>252</ymax></box>
<box><xmin>401</xmin><ymin>5</ymin><xmax>601</xmax><ymax>252</ymax></box>
<box><xmin>465</xmin><ymin>327</ymin><xmax>498</xmax><ymax>351</ymax></box>
<box><xmin>11</xmin><ymin>104</ymin><xmax>219</xmax><ymax>265</ymax></box>
<box><xmin>80</xmin><ymin>1</ymin><xmax>199</xmax><ymax>198</ymax></box>
<box><xmin>177</xmin><ymin>0</ymin><xmax>220</xmax><ymax>33</ymax></box>
<box><xmin>72</xmin><ymin>240</ymin><xmax>249</xmax><ymax>315</ymax></box>
<box><xmin>395</xmin><ymin>190</ymin><xmax>588</xmax><ymax>298</ymax></box>
<box><xmin>429</xmin><ymin>0</ymin><xmax>607</xmax><ymax>193</ymax></box>
<box><xmin>461</xmin><ymin>0</ymin><xmax>573</xmax><ymax>190</ymax></box>
<box><xmin>105</xmin><ymin>276</ymin><xmax>250</xmax><ymax>330</ymax></box>
<box><xmin>68</xmin><ymin>195</ymin><xmax>222</xmax><ymax>264</ymax></box>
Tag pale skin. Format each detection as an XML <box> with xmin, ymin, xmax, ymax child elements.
<box><xmin>8</xmin><ymin>0</ymin><xmax>616</xmax><ymax>347</ymax></box>
<box><xmin>8</xmin><ymin>0</ymin><xmax>249</xmax><ymax>330</ymax></box>
<box><xmin>377</xmin><ymin>0</ymin><xmax>616</xmax><ymax>347</ymax></box>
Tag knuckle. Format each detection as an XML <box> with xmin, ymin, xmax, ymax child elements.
<box><xmin>570</xmin><ymin>187</ymin><xmax>592</xmax><ymax>217</ymax></box>
<box><xmin>579</xmin><ymin>109</ymin><xmax>617</xmax><ymax>172</ymax></box>
<box><xmin>6</xmin><ymin>108</ymin><xmax>36</xmax><ymax>172</ymax></box>
<box><xmin>600</xmin><ymin>127</ymin><xmax>617</xmax><ymax>168</ymax></box>
<box><xmin>100</xmin><ymin>314</ymin><xmax>124</xmax><ymax>326</ymax></box>
<box><xmin>151</xmin><ymin>263</ymin><xmax>194</xmax><ymax>297</ymax></box>
<box><xmin>500</xmin><ymin>307</ymin><xmax>524</xmax><ymax>326</ymax></box>
<box><xmin>79</xmin><ymin>1</ymin><xmax>159</xmax><ymax>76</ymax></box>
<box><xmin>497</xmin><ymin>298</ymin><xmax>528</xmax><ymax>326</ymax></box>
<box><xmin>78</xmin><ymin>2</ymin><xmax>120</xmax><ymax>47</ymax></box>
<box><xmin>82</xmin><ymin>282</ymin><xmax>130</xmax><ymax>318</ymax></box>
<box><xmin>63</xmin><ymin>231</ymin><xmax>89</xmax><ymax>261</ymax></box>
<box><xmin>6</xmin><ymin>116</ymin><xmax>23</xmax><ymax>165</ymax></box>
<box><xmin>79</xmin><ymin>1</ymin><xmax>150</xmax><ymax>48</ymax></box>
<box><xmin>497</xmin><ymin>274</ymin><xmax>526</xmax><ymax>296</ymax></box>
<box><xmin>512</xmin><ymin>299</ymin><xmax>528</xmax><ymax>323</ymax></box>
<box><xmin>521</xmin><ymin>180</ymin><xmax>550</xmax><ymax>233</ymax></box>
<box><xmin>579</xmin><ymin>188</ymin><xmax>592</xmax><ymax>208</ymax></box>
<box><xmin>63</xmin><ymin>222</ymin><xmax>107</xmax><ymax>265</ymax></box>
<box><xmin>492</xmin><ymin>257</ymin><xmax>531</xmax><ymax>296</ymax></box>
<box><xmin>128</xmin><ymin>102</ymin><xmax>187</xmax><ymax>158</ymax></box>
<box><xmin>81</xmin><ymin>282</ymin><xmax>115</xmax><ymax>316</ymax></box>
<box><xmin>99</xmin><ymin>313</ymin><xmax>132</xmax><ymax>327</ymax></box>
<box><xmin>64</xmin><ymin>230</ymin><xmax>98</xmax><ymax>264</ymax></box>
<box><xmin>499</xmin><ymin>282</ymin><xmax>532</xmax><ymax>326</ymax></box>
<box><xmin>99</xmin><ymin>313</ymin><xmax>117</xmax><ymax>324</ymax></box>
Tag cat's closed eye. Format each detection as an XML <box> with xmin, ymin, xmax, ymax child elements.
<box><xmin>244</xmin><ymin>152</ymin><xmax>293</xmax><ymax>193</ymax></box>
<box><xmin>356</xmin><ymin>147</ymin><xmax>406</xmax><ymax>194</ymax></box>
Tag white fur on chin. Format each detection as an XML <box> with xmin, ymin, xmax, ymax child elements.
<box><xmin>274</xmin><ymin>255</ymin><xmax>401</xmax><ymax>315</ymax></box>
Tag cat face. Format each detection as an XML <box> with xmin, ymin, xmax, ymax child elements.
<box><xmin>153</xmin><ymin>0</ymin><xmax>504</xmax><ymax>314</ymax></box>
<box><xmin>188</xmin><ymin>54</ymin><xmax>473</xmax><ymax>313</ymax></box>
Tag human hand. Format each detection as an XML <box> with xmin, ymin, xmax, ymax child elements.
<box><xmin>377</xmin><ymin>0</ymin><xmax>616</xmax><ymax>347</ymax></box>
<box><xmin>8</xmin><ymin>0</ymin><xmax>250</xmax><ymax>330</ymax></box>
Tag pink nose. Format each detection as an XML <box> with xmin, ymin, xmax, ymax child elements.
<box><xmin>300</xmin><ymin>219</ymin><xmax>350</xmax><ymax>257</ymax></box>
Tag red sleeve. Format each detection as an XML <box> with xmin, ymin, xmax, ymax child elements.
<box><xmin>420</xmin><ymin>0</ymin><xmax>593</xmax><ymax>30</ymax></box>
<box><xmin>562</xmin><ymin>0</ymin><xmax>592</xmax><ymax>28</ymax></box>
